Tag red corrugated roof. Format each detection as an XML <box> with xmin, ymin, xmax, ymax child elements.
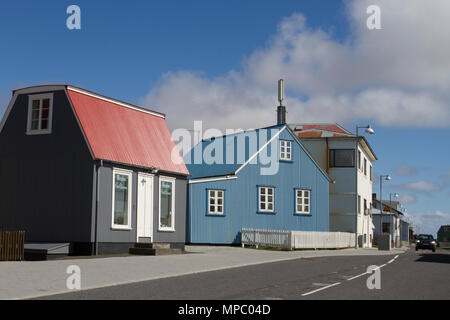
<box><xmin>66</xmin><ymin>88</ymin><xmax>189</xmax><ymax>176</ymax></box>
<box><xmin>294</xmin><ymin>124</ymin><xmax>350</xmax><ymax>134</ymax></box>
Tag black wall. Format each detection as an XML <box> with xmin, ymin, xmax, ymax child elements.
<box><xmin>0</xmin><ymin>90</ymin><xmax>94</xmax><ymax>243</ymax></box>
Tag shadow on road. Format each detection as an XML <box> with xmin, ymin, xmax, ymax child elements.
<box><xmin>415</xmin><ymin>253</ymin><xmax>450</xmax><ymax>264</ymax></box>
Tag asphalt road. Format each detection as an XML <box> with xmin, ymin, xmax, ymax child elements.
<box><xmin>37</xmin><ymin>248</ymin><xmax>450</xmax><ymax>300</ymax></box>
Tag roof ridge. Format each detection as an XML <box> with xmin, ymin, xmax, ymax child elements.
<box><xmin>66</xmin><ymin>86</ymin><xmax>165</xmax><ymax>118</ymax></box>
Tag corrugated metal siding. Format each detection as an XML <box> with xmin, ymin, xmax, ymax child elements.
<box><xmin>67</xmin><ymin>89</ymin><xmax>189</xmax><ymax>175</ymax></box>
<box><xmin>187</xmin><ymin>129</ymin><xmax>330</xmax><ymax>244</ymax></box>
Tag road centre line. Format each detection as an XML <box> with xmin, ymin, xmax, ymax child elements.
<box><xmin>301</xmin><ymin>282</ymin><xmax>341</xmax><ymax>296</ymax></box>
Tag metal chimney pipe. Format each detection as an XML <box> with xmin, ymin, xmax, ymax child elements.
<box><xmin>277</xmin><ymin>79</ymin><xmax>286</xmax><ymax>125</ymax></box>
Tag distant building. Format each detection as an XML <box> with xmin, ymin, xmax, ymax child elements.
<box><xmin>437</xmin><ymin>225</ymin><xmax>450</xmax><ymax>247</ymax></box>
<box><xmin>372</xmin><ymin>196</ymin><xmax>410</xmax><ymax>247</ymax></box>
<box><xmin>291</xmin><ymin>123</ymin><xmax>377</xmax><ymax>248</ymax></box>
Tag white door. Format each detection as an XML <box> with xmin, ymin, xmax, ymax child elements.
<box><xmin>137</xmin><ymin>173</ymin><xmax>154</xmax><ymax>242</ymax></box>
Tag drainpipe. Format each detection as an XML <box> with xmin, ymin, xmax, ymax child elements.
<box><xmin>94</xmin><ymin>160</ymin><xmax>103</xmax><ymax>255</ymax></box>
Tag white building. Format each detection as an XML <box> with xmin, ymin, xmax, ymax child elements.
<box><xmin>290</xmin><ymin>124</ymin><xmax>377</xmax><ymax>248</ymax></box>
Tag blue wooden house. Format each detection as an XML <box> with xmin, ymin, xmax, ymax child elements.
<box><xmin>185</xmin><ymin>124</ymin><xmax>331</xmax><ymax>244</ymax></box>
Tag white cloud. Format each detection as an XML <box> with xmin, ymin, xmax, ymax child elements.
<box><xmin>396</xmin><ymin>180</ymin><xmax>441</xmax><ymax>193</ymax></box>
<box><xmin>406</xmin><ymin>211</ymin><xmax>450</xmax><ymax>236</ymax></box>
<box><xmin>399</xmin><ymin>194</ymin><xmax>417</xmax><ymax>205</ymax></box>
<box><xmin>395</xmin><ymin>165</ymin><xmax>418</xmax><ymax>177</ymax></box>
<box><xmin>141</xmin><ymin>0</ymin><xmax>450</xmax><ymax>131</ymax></box>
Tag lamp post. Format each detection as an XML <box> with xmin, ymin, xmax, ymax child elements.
<box><xmin>379</xmin><ymin>174</ymin><xmax>391</xmax><ymax>235</ymax></box>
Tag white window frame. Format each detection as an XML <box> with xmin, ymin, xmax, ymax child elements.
<box><xmin>158</xmin><ymin>176</ymin><xmax>176</xmax><ymax>232</ymax></box>
<box><xmin>111</xmin><ymin>168</ymin><xmax>133</xmax><ymax>230</ymax></box>
<box><xmin>208</xmin><ymin>190</ymin><xmax>224</xmax><ymax>215</ymax></box>
<box><xmin>259</xmin><ymin>187</ymin><xmax>275</xmax><ymax>213</ymax></box>
<box><xmin>295</xmin><ymin>189</ymin><xmax>311</xmax><ymax>214</ymax></box>
<box><xmin>26</xmin><ymin>93</ymin><xmax>54</xmax><ymax>135</ymax></box>
<box><xmin>280</xmin><ymin>140</ymin><xmax>292</xmax><ymax>161</ymax></box>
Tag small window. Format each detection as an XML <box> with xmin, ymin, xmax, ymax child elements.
<box><xmin>27</xmin><ymin>93</ymin><xmax>53</xmax><ymax>134</ymax></box>
<box><xmin>329</xmin><ymin>149</ymin><xmax>355</xmax><ymax>168</ymax></box>
<box><xmin>364</xmin><ymin>158</ymin><xmax>367</xmax><ymax>176</ymax></box>
<box><xmin>364</xmin><ymin>199</ymin><xmax>367</xmax><ymax>214</ymax></box>
<box><xmin>382</xmin><ymin>223</ymin><xmax>391</xmax><ymax>233</ymax></box>
<box><xmin>296</xmin><ymin>189</ymin><xmax>310</xmax><ymax>214</ymax></box>
<box><xmin>370</xmin><ymin>165</ymin><xmax>373</xmax><ymax>181</ymax></box>
<box><xmin>259</xmin><ymin>187</ymin><xmax>274</xmax><ymax>212</ymax></box>
<box><xmin>280</xmin><ymin>140</ymin><xmax>292</xmax><ymax>161</ymax></box>
<box><xmin>358</xmin><ymin>150</ymin><xmax>362</xmax><ymax>170</ymax></box>
<box><xmin>358</xmin><ymin>195</ymin><xmax>361</xmax><ymax>214</ymax></box>
<box><xmin>112</xmin><ymin>169</ymin><xmax>132</xmax><ymax>229</ymax></box>
<box><xmin>208</xmin><ymin>190</ymin><xmax>224</xmax><ymax>215</ymax></box>
<box><xmin>159</xmin><ymin>177</ymin><xmax>176</xmax><ymax>231</ymax></box>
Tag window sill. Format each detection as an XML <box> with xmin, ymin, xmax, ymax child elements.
<box><xmin>279</xmin><ymin>159</ymin><xmax>293</xmax><ymax>163</ymax></box>
<box><xmin>158</xmin><ymin>228</ymin><xmax>176</xmax><ymax>232</ymax></box>
<box><xmin>257</xmin><ymin>211</ymin><xmax>276</xmax><ymax>215</ymax></box>
<box><xmin>26</xmin><ymin>130</ymin><xmax>52</xmax><ymax>135</ymax></box>
<box><xmin>206</xmin><ymin>213</ymin><xmax>226</xmax><ymax>217</ymax></box>
<box><xmin>111</xmin><ymin>226</ymin><xmax>132</xmax><ymax>231</ymax></box>
<box><xmin>294</xmin><ymin>213</ymin><xmax>312</xmax><ymax>216</ymax></box>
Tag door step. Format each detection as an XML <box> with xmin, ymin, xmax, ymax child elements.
<box><xmin>129</xmin><ymin>243</ymin><xmax>183</xmax><ymax>256</ymax></box>
<box><xmin>134</xmin><ymin>243</ymin><xmax>170</xmax><ymax>249</ymax></box>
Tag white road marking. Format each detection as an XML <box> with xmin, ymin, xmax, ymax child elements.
<box><xmin>301</xmin><ymin>282</ymin><xmax>341</xmax><ymax>296</ymax></box>
<box><xmin>347</xmin><ymin>255</ymin><xmax>399</xmax><ymax>280</ymax></box>
<box><xmin>388</xmin><ymin>255</ymin><xmax>399</xmax><ymax>264</ymax></box>
<box><xmin>347</xmin><ymin>272</ymin><xmax>369</xmax><ymax>281</ymax></box>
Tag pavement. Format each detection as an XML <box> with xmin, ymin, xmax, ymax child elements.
<box><xmin>37</xmin><ymin>247</ymin><xmax>449</xmax><ymax>300</ymax></box>
<box><xmin>0</xmin><ymin>245</ymin><xmax>406</xmax><ymax>300</ymax></box>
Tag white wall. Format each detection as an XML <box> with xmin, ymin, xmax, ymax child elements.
<box><xmin>301</xmin><ymin>137</ymin><xmax>375</xmax><ymax>248</ymax></box>
<box><xmin>356</xmin><ymin>144</ymin><xmax>375</xmax><ymax>247</ymax></box>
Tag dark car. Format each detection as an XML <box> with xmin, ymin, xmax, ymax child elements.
<box><xmin>415</xmin><ymin>234</ymin><xmax>437</xmax><ymax>252</ymax></box>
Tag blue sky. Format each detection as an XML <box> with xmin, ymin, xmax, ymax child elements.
<box><xmin>0</xmin><ymin>0</ymin><xmax>449</xmax><ymax>235</ymax></box>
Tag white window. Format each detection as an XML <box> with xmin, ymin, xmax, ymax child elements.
<box><xmin>296</xmin><ymin>189</ymin><xmax>310</xmax><ymax>214</ymax></box>
<box><xmin>159</xmin><ymin>176</ymin><xmax>176</xmax><ymax>231</ymax></box>
<box><xmin>280</xmin><ymin>140</ymin><xmax>292</xmax><ymax>161</ymax></box>
<box><xmin>259</xmin><ymin>187</ymin><xmax>274</xmax><ymax>212</ymax></box>
<box><xmin>111</xmin><ymin>169</ymin><xmax>132</xmax><ymax>229</ymax></box>
<box><xmin>27</xmin><ymin>93</ymin><xmax>53</xmax><ymax>134</ymax></box>
<box><xmin>208</xmin><ymin>190</ymin><xmax>224</xmax><ymax>215</ymax></box>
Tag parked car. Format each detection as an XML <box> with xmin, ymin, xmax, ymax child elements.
<box><xmin>415</xmin><ymin>234</ymin><xmax>437</xmax><ymax>252</ymax></box>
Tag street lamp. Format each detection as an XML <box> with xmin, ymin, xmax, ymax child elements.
<box><xmin>356</xmin><ymin>125</ymin><xmax>375</xmax><ymax>136</ymax></box>
<box><xmin>379</xmin><ymin>175</ymin><xmax>391</xmax><ymax>235</ymax></box>
<box><xmin>390</xmin><ymin>193</ymin><xmax>399</xmax><ymax>209</ymax></box>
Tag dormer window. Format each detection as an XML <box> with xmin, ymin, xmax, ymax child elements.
<box><xmin>27</xmin><ymin>93</ymin><xmax>53</xmax><ymax>134</ymax></box>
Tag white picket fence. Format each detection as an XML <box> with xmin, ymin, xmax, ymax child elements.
<box><xmin>241</xmin><ymin>228</ymin><xmax>292</xmax><ymax>249</ymax></box>
<box><xmin>241</xmin><ymin>228</ymin><xmax>356</xmax><ymax>250</ymax></box>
